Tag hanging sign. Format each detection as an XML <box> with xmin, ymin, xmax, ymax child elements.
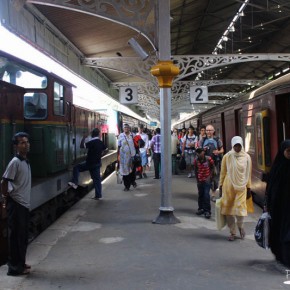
<box><xmin>190</xmin><ymin>86</ymin><xmax>208</xmax><ymax>103</ymax></box>
<box><xmin>119</xmin><ymin>87</ymin><xmax>138</xmax><ymax>104</ymax></box>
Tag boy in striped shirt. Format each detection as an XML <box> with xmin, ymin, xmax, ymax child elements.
<box><xmin>193</xmin><ymin>147</ymin><xmax>215</xmax><ymax>219</ymax></box>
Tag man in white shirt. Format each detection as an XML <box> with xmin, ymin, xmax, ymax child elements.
<box><xmin>182</xmin><ymin>126</ymin><xmax>198</xmax><ymax>178</ymax></box>
<box><xmin>137</xmin><ymin>124</ymin><xmax>149</xmax><ymax>178</ymax></box>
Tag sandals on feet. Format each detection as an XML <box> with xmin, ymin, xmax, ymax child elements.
<box><xmin>228</xmin><ymin>234</ymin><xmax>235</xmax><ymax>241</ymax></box>
<box><xmin>25</xmin><ymin>264</ymin><xmax>31</xmax><ymax>269</ymax></box>
<box><xmin>239</xmin><ymin>228</ymin><xmax>246</xmax><ymax>240</ymax></box>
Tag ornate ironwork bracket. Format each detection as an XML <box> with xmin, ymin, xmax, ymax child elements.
<box><xmin>173</xmin><ymin>54</ymin><xmax>290</xmax><ymax>81</ymax></box>
<box><xmin>112</xmin><ymin>82</ymin><xmax>159</xmax><ymax>97</ymax></box>
<box><xmin>113</xmin><ymin>79</ymin><xmax>255</xmax><ymax>100</ymax></box>
<box><xmin>83</xmin><ymin>57</ymin><xmax>158</xmax><ymax>83</ymax></box>
<box><xmin>84</xmin><ymin>54</ymin><xmax>287</xmax><ymax>85</ymax></box>
<box><xmin>171</xmin><ymin>92</ymin><xmax>242</xmax><ymax>105</ymax></box>
<box><xmin>172</xmin><ymin>79</ymin><xmax>269</xmax><ymax>95</ymax></box>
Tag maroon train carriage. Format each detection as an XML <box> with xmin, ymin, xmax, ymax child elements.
<box><xmin>177</xmin><ymin>73</ymin><xmax>290</xmax><ymax>205</ymax></box>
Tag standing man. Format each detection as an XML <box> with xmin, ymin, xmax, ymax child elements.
<box><xmin>68</xmin><ymin>128</ymin><xmax>107</xmax><ymax>200</ymax></box>
<box><xmin>197</xmin><ymin>124</ymin><xmax>207</xmax><ymax>146</ymax></box>
<box><xmin>151</xmin><ymin>127</ymin><xmax>161</xmax><ymax>179</ymax></box>
<box><xmin>136</xmin><ymin>124</ymin><xmax>149</xmax><ymax>178</ymax></box>
<box><xmin>199</xmin><ymin>124</ymin><xmax>224</xmax><ymax>202</ymax></box>
<box><xmin>182</xmin><ymin>126</ymin><xmax>198</xmax><ymax>178</ymax></box>
<box><xmin>1</xmin><ymin>132</ymin><xmax>31</xmax><ymax>276</ymax></box>
<box><xmin>171</xmin><ymin>128</ymin><xmax>179</xmax><ymax>175</ymax></box>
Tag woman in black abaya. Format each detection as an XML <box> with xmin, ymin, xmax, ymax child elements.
<box><xmin>266</xmin><ymin>140</ymin><xmax>290</xmax><ymax>267</ymax></box>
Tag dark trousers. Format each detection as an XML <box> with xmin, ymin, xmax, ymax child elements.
<box><xmin>153</xmin><ymin>152</ymin><xmax>161</xmax><ymax>178</ymax></box>
<box><xmin>72</xmin><ymin>161</ymin><xmax>102</xmax><ymax>198</ymax></box>
<box><xmin>7</xmin><ymin>197</ymin><xmax>29</xmax><ymax>274</ymax></box>
<box><xmin>197</xmin><ymin>181</ymin><xmax>211</xmax><ymax>213</ymax></box>
<box><xmin>123</xmin><ymin>165</ymin><xmax>136</xmax><ymax>189</ymax></box>
<box><xmin>172</xmin><ymin>154</ymin><xmax>178</xmax><ymax>175</ymax></box>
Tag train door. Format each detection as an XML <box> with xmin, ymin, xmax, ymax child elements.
<box><xmin>234</xmin><ymin>109</ymin><xmax>243</xmax><ymax>137</ymax></box>
<box><xmin>276</xmin><ymin>93</ymin><xmax>290</xmax><ymax>143</ymax></box>
<box><xmin>221</xmin><ymin>112</ymin><xmax>226</xmax><ymax>151</ymax></box>
<box><xmin>71</xmin><ymin>104</ymin><xmax>77</xmax><ymax>162</ymax></box>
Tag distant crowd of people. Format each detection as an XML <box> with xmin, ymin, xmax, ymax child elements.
<box><xmin>115</xmin><ymin>123</ymin><xmax>225</xmax><ymax>222</ymax></box>
<box><xmin>1</xmin><ymin>126</ymin><xmax>290</xmax><ymax>276</ymax></box>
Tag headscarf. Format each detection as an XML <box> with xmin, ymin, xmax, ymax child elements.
<box><xmin>226</xmin><ymin>136</ymin><xmax>251</xmax><ymax>191</ymax></box>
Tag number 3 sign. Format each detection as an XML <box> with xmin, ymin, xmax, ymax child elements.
<box><xmin>119</xmin><ymin>87</ymin><xmax>138</xmax><ymax>104</ymax></box>
<box><xmin>190</xmin><ymin>86</ymin><xmax>208</xmax><ymax>103</ymax></box>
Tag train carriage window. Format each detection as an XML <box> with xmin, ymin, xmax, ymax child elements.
<box><xmin>54</xmin><ymin>82</ymin><xmax>64</xmax><ymax>116</ymax></box>
<box><xmin>0</xmin><ymin>57</ymin><xmax>47</xmax><ymax>88</ymax></box>
<box><xmin>255</xmin><ymin>110</ymin><xmax>271</xmax><ymax>172</ymax></box>
<box><xmin>24</xmin><ymin>92</ymin><xmax>48</xmax><ymax>119</ymax></box>
<box><xmin>263</xmin><ymin>116</ymin><xmax>271</xmax><ymax>167</ymax></box>
<box><xmin>245</xmin><ymin>125</ymin><xmax>255</xmax><ymax>153</ymax></box>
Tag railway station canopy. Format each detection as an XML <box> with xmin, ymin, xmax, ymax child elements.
<box><xmin>6</xmin><ymin>0</ymin><xmax>290</xmax><ymax>123</ymax></box>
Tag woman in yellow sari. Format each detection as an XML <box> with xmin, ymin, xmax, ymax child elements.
<box><xmin>219</xmin><ymin>136</ymin><xmax>252</xmax><ymax>241</ymax></box>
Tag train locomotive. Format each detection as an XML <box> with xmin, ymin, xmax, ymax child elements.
<box><xmin>0</xmin><ymin>50</ymin><xmax>147</xmax><ymax>265</ymax></box>
<box><xmin>177</xmin><ymin>74</ymin><xmax>290</xmax><ymax>206</ymax></box>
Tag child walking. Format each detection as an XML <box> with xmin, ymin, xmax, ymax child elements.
<box><xmin>194</xmin><ymin>147</ymin><xmax>215</xmax><ymax>219</ymax></box>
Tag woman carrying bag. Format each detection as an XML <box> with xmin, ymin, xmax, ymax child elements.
<box><xmin>117</xmin><ymin>124</ymin><xmax>137</xmax><ymax>191</ymax></box>
<box><xmin>265</xmin><ymin>140</ymin><xmax>290</xmax><ymax>268</ymax></box>
<box><xmin>219</xmin><ymin>136</ymin><xmax>252</xmax><ymax>241</ymax></box>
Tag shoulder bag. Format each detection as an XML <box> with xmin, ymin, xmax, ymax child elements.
<box><xmin>125</xmin><ymin>135</ymin><xmax>141</xmax><ymax>167</ymax></box>
<box><xmin>254</xmin><ymin>212</ymin><xmax>271</xmax><ymax>249</ymax></box>
<box><xmin>215</xmin><ymin>198</ymin><xmax>226</xmax><ymax>230</ymax></box>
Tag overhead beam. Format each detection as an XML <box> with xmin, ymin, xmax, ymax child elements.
<box><xmin>84</xmin><ymin>54</ymin><xmax>290</xmax><ymax>83</ymax></box>
<box><xmin>174</xmin><ymin>54</ymin><xmax>290</xmax><ymax>81</ymax></box>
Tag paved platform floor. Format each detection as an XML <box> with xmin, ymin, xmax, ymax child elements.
<box><xmin>1</xmin><ymin>169</ymin><xmax>289</xmax><ymax>290</ymax></box>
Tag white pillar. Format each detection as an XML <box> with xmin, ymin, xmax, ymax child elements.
<box><xmin>151</xmin><ymin>0</ymin><xmax>179</xmax><ymax>224</ymax></box>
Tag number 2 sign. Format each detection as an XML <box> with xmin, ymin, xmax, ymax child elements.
<box><xmin>190</xmin><ymin>86</ymin><xmax>208</xmax><ymax>103</ymax></box>
<box><xmin>119</xmin><ymin>87</ymin><xmax>138</xmax><ymax>104</ymax></box>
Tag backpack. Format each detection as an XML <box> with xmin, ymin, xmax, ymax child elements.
<box><xmin>200</xmin><ymin>137</ymin><xmax>221</xmax><ymax>163</ymax></box>
<box><xmin>139</xmin><ymin>138</ymin><xmax>145</xmax><ymax>148</ymax></box>
<box><xmin>133</xmin><ymin>135</ymin><xmax>145</xmax><ymax>149</ymax></box>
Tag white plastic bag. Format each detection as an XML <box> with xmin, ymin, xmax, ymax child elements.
<box><xmin>215</xmin><ymin>198</ymin><xmax>226</xmax><ymax>230</ymax></box>
<box><xmin>115</xmin><ymin>163</ymin><xmax>122</xmax><ymax>184</ymax></box>
<box><xmin>116</xmin><ymin>171</ymin><xmax>122</xmax><ymax>184</ymax></box>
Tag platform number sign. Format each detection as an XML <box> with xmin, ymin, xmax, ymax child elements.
<box><xmin>190</xmin><ymin>86</ymin><xmax>208</xmax><ymax>103</ymax></box>
<box><xmin>119</xmin><ymin>86</ymin><xmax>138</xmax><ymax>104</ymax></box>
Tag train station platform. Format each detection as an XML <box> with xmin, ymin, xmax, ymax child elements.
<box><xmin>0</xmin><ymin>169</ymin><xmax>289</xmax><ymax>290</ymax></box>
